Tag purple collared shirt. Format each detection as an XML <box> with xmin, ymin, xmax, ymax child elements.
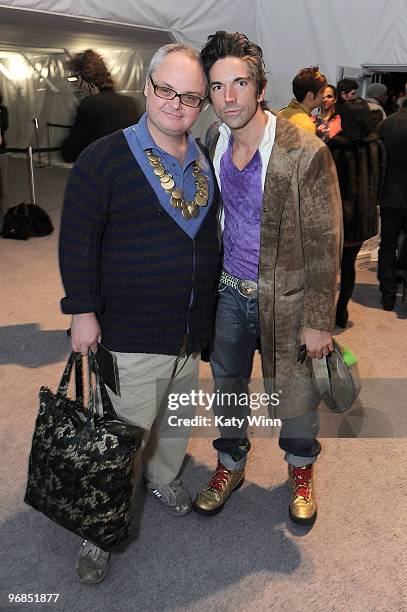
<box><xmin>220</xmin><ymin>137</ymin><xmax>263</xmax><ymax>281</ymax></box>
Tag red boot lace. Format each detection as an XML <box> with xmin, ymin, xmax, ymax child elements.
<box><xmin>292</xmin><ymin>466</ymin><xmax>312</xmax><ymax>499</ymax></box>
<box><xmin>208</xmin><ymin>464</ymin><xmax>230</xmax><ymax>491</ymax></box>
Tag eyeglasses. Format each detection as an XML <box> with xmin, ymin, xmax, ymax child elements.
<box><xmin>149</xmin><ymin>76</ymin><xmax>206</xmax><ymax>108</ymax></box>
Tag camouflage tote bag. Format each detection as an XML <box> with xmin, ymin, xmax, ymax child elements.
<box><xmin>24</xmin><ymin>351</ymin><xmax>144</xmax><ymax>551</ymax></box>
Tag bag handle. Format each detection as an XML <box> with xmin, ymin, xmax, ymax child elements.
<box><xmin>57</xmin><ymin>351</ymin><xmax>118</xmax><ymax>421</ymax></box>
<box><xmin>57</xmin><ymin>352</ymin><xmax>81</xmax><ymax>399</ymax></box>
<box><xmin>312</xmin><ymin>354</ymin><xmax>332</xmax><ymax>397</ymax></box>
<box><xmin>88</xmin><ymin>350</ymin><xmax>118</xmax><ymax>421</ymax></box>
<box><xmin>74</xmin><ymin>353</ymin><xmax>84</xmax><ymax>404</ymax></box>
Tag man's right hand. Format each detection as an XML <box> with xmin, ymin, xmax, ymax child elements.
<box><xmin>70</xmin><ymin>313</ymin><xmax>101</xmax><ymax>355</ymax></box>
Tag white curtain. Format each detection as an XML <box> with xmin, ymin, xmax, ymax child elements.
<box><xmin>0</xmin><ymin>0</ymin><xmax>259</xmax><ymax>49</ymax></box>
<box><xmin>257</xmin><ymin>0</ymin><xmax>407</xmax><ymax>110</ymax></box>
<box><xmin>0</xmin><ymin>48</ymin><xmax>149</xmax><ymax>150</ymax></box>
<box><xmin>2</xmin><ymin>0</ymin><xmax>407</xmax><ymax>140</ymax></box>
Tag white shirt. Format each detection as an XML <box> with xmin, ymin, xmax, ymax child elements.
<box><xmin>212</xmin><ymin>110</ymin><xmax>277</xmax><ymax>230</ymax></box>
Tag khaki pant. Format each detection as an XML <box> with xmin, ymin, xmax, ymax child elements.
<box><xmin>108</xmin><ymin>351</ymin><xmax>199</xmax><ymax>485</ymax></box>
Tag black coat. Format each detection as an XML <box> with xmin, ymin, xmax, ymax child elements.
<box><xmin>378</xmin><ymin>108</ymin><xmax>407</xmax><ymax>210</ymax></box>
<box><xmin>328</xmin><ymin>132</ymin><xmax>386</xmax><ymax>242</ymax></box>
<box><xmin>0</xmin><ymin>104</ymin><xmax>8</xmax><ymax>154</ymax></box>
<box><xmin>61</xmin><ymin>89</ymin><xmax>141</xmax><ymax>163</ymax></box>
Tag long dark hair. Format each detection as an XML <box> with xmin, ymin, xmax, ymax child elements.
<box><xmin>336</xmin><ymin>78</ymin><xmax>358</xmax><ymax>105</ymax></box>
<box><xmin>322</xmin><ymin>84</ymin><xmax>338</xmax><ymax>119</ymax></box>
<box><xmin>337</xmin><ymin>97</ymin><xmax>372</xmax><ymax>139</ymax></box>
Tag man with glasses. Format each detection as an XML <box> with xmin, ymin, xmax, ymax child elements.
<box><xmin>59</xmin><ymin>43</ymin><xmax>220</xmax><ymax>584</ymax></box>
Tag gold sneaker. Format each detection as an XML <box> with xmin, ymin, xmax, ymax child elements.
<box><xmin>288</xmin><ymin>464</ymin><xmax>317</xmax><ymax>526</ymax></box>
<box><xmin>193</xmin><ymin>462</ymin><xmax>245</xmax><ymax>515</ymax></box>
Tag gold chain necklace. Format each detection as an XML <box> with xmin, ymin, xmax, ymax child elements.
<box><xmin>145</xmin><ymin>148</ymin><xmax>209</xmax><ymax>220</ymax></box>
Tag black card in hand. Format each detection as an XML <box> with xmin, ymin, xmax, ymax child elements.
<box><xmin>96</xmin><ymin>343</ymin><xmax>121</xmax><ymax>396</ymax></box>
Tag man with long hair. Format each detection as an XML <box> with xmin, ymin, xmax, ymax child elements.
<box><xmin>61</xmin><ymin>49</ymin><xmax>141</xmax><ymax>162</ymax></box>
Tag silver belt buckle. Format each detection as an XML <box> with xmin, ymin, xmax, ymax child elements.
<box><xmin>239</xmin><ymin>280</ymin><xmax>257</xmax><ymax>297</ymax></box>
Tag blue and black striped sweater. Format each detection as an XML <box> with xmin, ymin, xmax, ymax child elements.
<box><xmin>59</xmin><ymin>130</ymin><xmax>220</xmax><ymax>355</ymax></box>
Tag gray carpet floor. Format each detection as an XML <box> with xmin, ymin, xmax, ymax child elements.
<box><xmin>1</xmin><ymin>158</ymin><xmax>406</xmax><ymax>612</ymax></box>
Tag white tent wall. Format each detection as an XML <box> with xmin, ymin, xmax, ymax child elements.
<box><xmin>2</xmin><ymin>0</ymin><xmax>407</xmax><ymax>142</ymax></box>
<box><xmin>258</xmin><ymin>0</ymin><xmax>407</xmax><ymax>110</ymax></box>
<box><xmin>0</xmin><ymin>0</ymin><xmax>259</xmax><ymax>146</ymax></box>
<box><xmin>0</xmin><ymin>1</ymin><xmax>259</xmax><ymax>48</ymax></box>
<box><xmin>0</xmin><ymin>50</ymin><xmax>150</xmax><ymax>150</ymax></box>
<box><xmin>0</xmin><ymin>53</ymin><xmax>76</xmax><ymax>150</ymax></box>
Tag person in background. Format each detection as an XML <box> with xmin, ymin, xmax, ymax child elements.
<box><xmin>395</xmin><ymin>233</ymin><xmax>407</xmax><ymax>301</ymax></box>
<box><xmin>365</xmin><ymin>82</ymin><xmax>387</xmax><ymax>127</ymax></box>
<box><xmin>279</xmin><ymin>66</ymin><xmax>327</xmax><ymax>134</ymax></box>
<box><xmin>383</xmin><ymin>89</ymin><xmax>398</xmax><ymax>116</ymax></box>
<box><xmin>315</xmin><ymin>84</ymin><xmax>342</xmax><ymax>142</ymax></box>
<box><xmin>0</xmin><ymin>89</ymin><xmax>9</xmax><ymax>231</ymax></box>
<box><xmin>61</xmin><ymin>49</ymin><xmax>142</xmax><ymax>163</ymax></box>
<box><xmin>328</xmin><ymin>98</ymin><xmax>386</xmax><ymax>327</ymax></box>
<box><xmin>397</xmin><ymin>80</ymin><xmax>407</xmax><ymax>109</ymax></box>
<box><xmin>336</xmin><ymin>78</ymin><xmax>358</xmax><ymax>106</ymax></box>
<box><xmin>59</xmin><ymin>43</ymin><xmax>219</xmax><ymax>584</ymax></box>
<box><xmin>377</xmin><ymin>98</ymin><xmax>407</xmax><ymax>310</ymax></box>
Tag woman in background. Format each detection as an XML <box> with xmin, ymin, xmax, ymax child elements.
<box><xmin>0</xmin><ymin>89</ymin><xmax>9</xmax><ymax>232</ymax></box>
<box><xmin>315</xmin><ymin>84</ymin><xmax>341</xmax><ymax>142</ymax></box>
<box><xmin>328</xmin><ymin>98</ymin><xmax>385</xmax><ymax>328</ymax></box>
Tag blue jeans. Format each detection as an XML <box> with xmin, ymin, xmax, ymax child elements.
<box><xmin>211</xmin><ymin>282</ymin><xmax>321</xmax><ymax>471</ymax></box>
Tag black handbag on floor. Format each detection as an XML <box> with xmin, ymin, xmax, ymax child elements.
<box><xmin>2</xmin><ymin>202</ymin><xmax>53</xmax><ymax>240</ymax></box>
<box><xmin>2</xmin><ymin>145</ymin><xmax>53</xmax><ymax>240</ymax></box>
<box><xmin>24</xmin><ymin>352</ymin><xmax>144</xmax><ymax>551</ymax></box>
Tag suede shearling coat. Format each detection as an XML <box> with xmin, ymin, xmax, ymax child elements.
<box><xmin>258</xmin><ymin>116</ymin><xmax>342</xmax><ymax>417</ymax></box>
<box><xmin>211</xmin><ymin>113</ymin><xmax>343</xmax><ymax>418</ymax></box>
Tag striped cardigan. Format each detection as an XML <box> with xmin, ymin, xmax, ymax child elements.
<box><xmin>59</xmin><ymin>130</ymin><xmax>220</xmax><ymax>355</ymax></box>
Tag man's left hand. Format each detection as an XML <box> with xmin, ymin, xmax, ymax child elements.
<box><xmin>300</xmin><ymin>327</ymin><xmax>333</xmax><ymax>360</ymax></box>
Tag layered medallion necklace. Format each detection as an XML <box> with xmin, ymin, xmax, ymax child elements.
<box><xmin>145</xmin><ymin>148</ymin><xmax>209</xmax><ymax>220</ymax></box>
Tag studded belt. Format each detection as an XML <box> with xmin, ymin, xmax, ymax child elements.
<box><xmin>220</xmin><ymin>269</ymin><xmax>258</xmax><ymax>298</ymax></box>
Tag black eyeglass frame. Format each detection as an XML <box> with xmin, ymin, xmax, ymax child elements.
<box><xmin>149</xmin><ymin>75</ymin><xmax>206</xmax><ymax>108</ymax></box>
<box><xmin>70</xmin><ymin>73</ymin><xmax>94</xmax><ymax>95</ymax></box>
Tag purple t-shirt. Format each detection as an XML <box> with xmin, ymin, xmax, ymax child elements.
<box><xmin>220</xmin><ymin>137</ymin><xmax>263</xmax><ymax>281</ymax></box>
